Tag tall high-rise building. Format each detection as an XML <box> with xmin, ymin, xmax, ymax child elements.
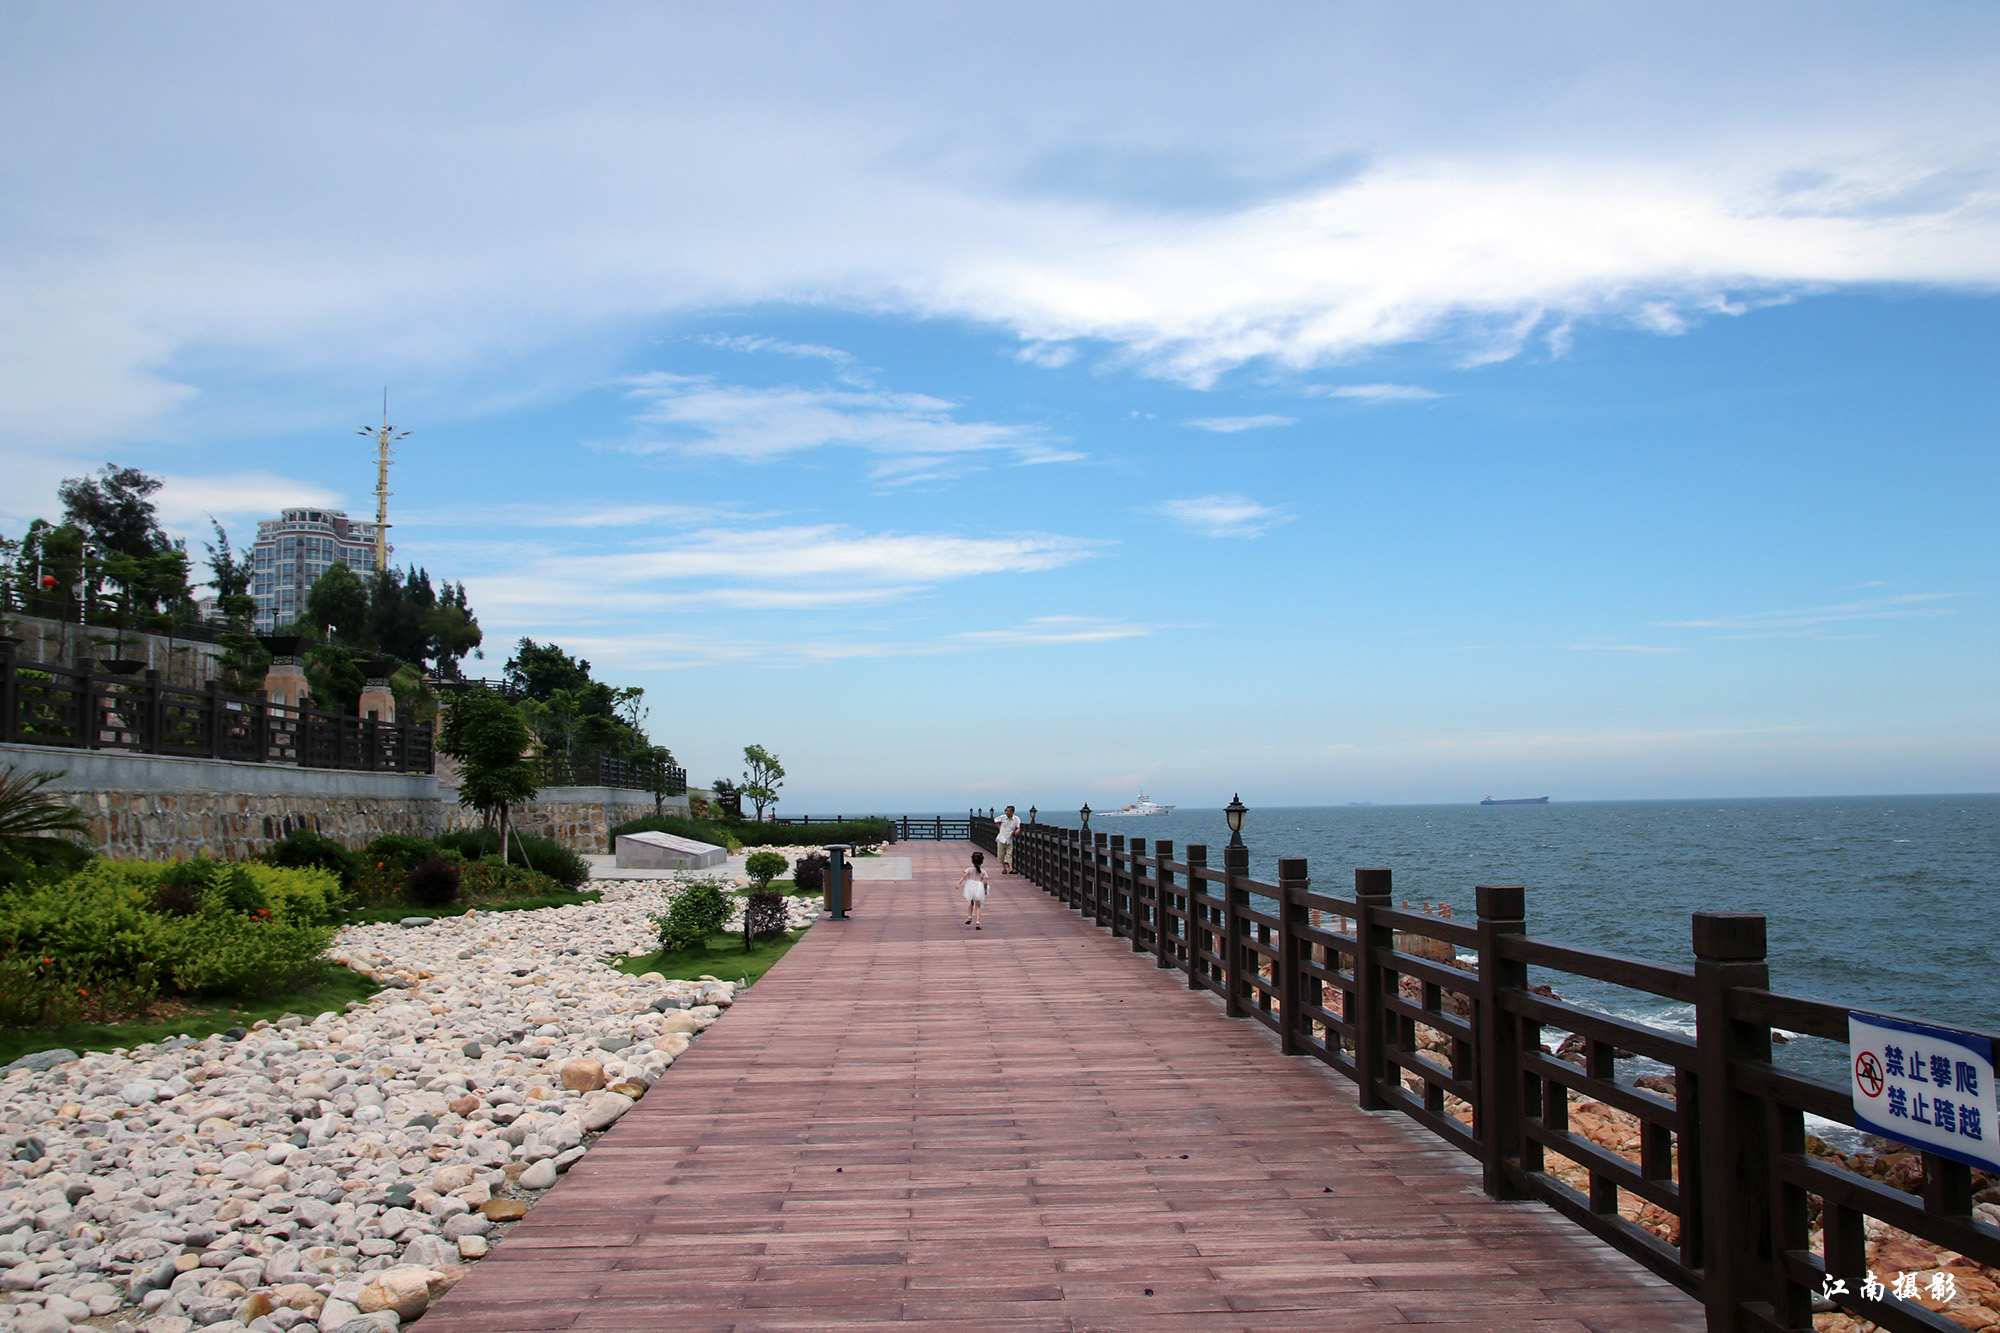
<box><xmin>250</xmin><ymin>508</ymin><xmax>387</xmax><ymax>633</ymax></box>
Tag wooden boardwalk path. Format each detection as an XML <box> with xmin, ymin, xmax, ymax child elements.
<box><xmin>422</xmin><ymin>843</ymin><xmax>1701</xmax><ymax>1332</ymax></box>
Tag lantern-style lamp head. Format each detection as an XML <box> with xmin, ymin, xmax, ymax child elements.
<box><xmin>1028</xmin><ymin>806</ymin><xmax>1037</xmax><ymax>824</ymax></box>
<box><xmin>1224</xmin><ymin>793</ymin><xmax>1248</xmax><ymax>848</ymax></box>
<box><xmin>1079</xmin><ymin>803</ymin><xmax>1092</xmax><ymax>830</ymax></box>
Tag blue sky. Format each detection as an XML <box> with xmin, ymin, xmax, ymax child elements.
<box><xmin>2</xmin><ymin>2</ymin><xmax>1995</xmax><ymax>808</ymax></box>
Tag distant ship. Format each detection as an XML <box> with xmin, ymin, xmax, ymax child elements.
<box><xmin>1098</xmin><ymin>793</ymin><xmax>1175</xmax><ymax>817</ymax></box>
<box><xmin>1480</xmin><ymin>795</ymin><xmax>1550</xmax><ymax>806</ymax></box>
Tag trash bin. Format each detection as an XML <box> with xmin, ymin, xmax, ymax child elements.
<box><xmin>826</xmin><ymin>844</ymin><xmax>852</xmax><ymax>920</ymax></box>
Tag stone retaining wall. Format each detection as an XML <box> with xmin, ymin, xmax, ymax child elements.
<box><xmin>0</xmin><ymin>743</ymin><xmax>688</xmax><ymax>860</ymax></box>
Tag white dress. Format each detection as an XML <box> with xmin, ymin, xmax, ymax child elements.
<box><xmin>962</xmin><ymin>869</ymin><xmax>989</xmax><ymax>902</ymax></box>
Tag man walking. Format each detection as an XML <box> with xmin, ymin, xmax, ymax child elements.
<box><xmin>995</xmin><ymin>804</ymin><xmax>1022</xmax><ymax>874</ymax></box>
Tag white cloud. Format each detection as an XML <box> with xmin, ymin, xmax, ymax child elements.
<box><xmin>1317</xmin><ymin>383</ymin><xmax>1442</xmax><ymax>402</ymax></box>
<box><xmin>1657</xmin><ymin>592</ymin><xmax>1958</xmax><ymax>638</ymax></box>
<box><xmin>152</xmin><ymin>472</ymin><xmax>345</xmax><ymax>526</ymax></box>
<box><xmin>3</xmin><ymin>7</ymin><xmax>1999</xmax><ymax>445</ymax></box>
<box><xmin>1184</xmin><ymin>414</ymin><xmax>1297</xmax><ymax>432</ymax></box>
<box><xmin>1154</xmin><ymin>494</ymin><xmax>1289</xmax><ymax>538</ymax></box>
<box><xmin>618</xmin><ymin>375</ymin><xmax>1069</xmax><ymax>478</ymax></box>
<box><xmin>1567</xmin><ymin>642</ymin><xmax>1685</xmax><ymax>655</ymax></box>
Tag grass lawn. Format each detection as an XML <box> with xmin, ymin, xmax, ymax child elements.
<box><xmin>615</xmin><ymin>927</ymin><xmax>808</xmax><ymax>988</ymax></box>
<box><xmin>344</xmin><ymin>889</ymin><xmax>603</xmax><ymax>925</ymax></box>
<box><xmin>0</xmin><ymin>964</ymin><xmax>382</xmax><ymax>1067</ymax></box>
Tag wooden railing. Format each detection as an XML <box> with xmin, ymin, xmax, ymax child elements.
<box><xmin>892</xmin><ymin>815</ymin><xmax>972</xmax><ymax>842</ymax></box>
<box><xmin>529</xmin><ymin>752</ymin><xmax>685</xmax><ymax>794</ymax></box>
<box><xmin>0</xmin><ymin>644</ymin><xmax>432</xmax><ymax>774</ymax></box>
<box><xmin>1011</xmin><ymin>822</ymin><xmax>2000</xmax><ymax>1333</ymax></box>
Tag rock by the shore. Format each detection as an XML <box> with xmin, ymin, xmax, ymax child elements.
<box><xmin>0</xmin><ymin>877</ymin><xmax>815</xmax><ymax>1331</ymax></box>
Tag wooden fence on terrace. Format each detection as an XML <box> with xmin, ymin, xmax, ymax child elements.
<box><xmin>974</xmin><ymin>816</ymin><xmax>2000</xmax><ymax>1333</ymax></box>
<box><xmin>0</xmin><ymin>644</ymin><xmax>433</xmax><ymax>774</ymax></box>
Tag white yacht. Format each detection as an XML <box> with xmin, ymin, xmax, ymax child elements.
<box><xmin>1097</xmin><ymin>793</ymin><xmax>1175</xmax><ymax>817</ymax></box>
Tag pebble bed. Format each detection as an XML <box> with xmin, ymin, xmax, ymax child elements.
<box><xmin>0</xmin><ymin>878</ymin><xmax>819</xmax><ymax>1333</ymax></box>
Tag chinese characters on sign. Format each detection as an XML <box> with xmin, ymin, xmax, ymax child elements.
<box><xmin>1849</xmin><ymin>1011</ymin><xmax>2000</xmax><ymax>1174</ymax></box>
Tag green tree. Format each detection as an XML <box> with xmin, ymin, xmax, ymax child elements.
<box><xmin>57</xmin><ymin>464</ymin><xmax>170</xmax><ymax>561</ymax></box>
<box><xmin>203</xmin><ymin>518</ymin><xmax>256</xmax><ymax>627</ymax></box>
<box><xmin>437</xmin><ymin>690</ymin><xmax>539</xmax><ymax>864</ymax></box>
<box><xmin>741</xmin><ymin>744</ymin><xmax>784</xmax><ymax>821</ymax></box>
<box><xmin>423</xmin><ymin>585</ymin><xmax>483</xmax><ymax>676</ymax></box>
<box><xmin>639</xmin><ymin>744</ymin><xmax>680</xmax><ymax>816</ymax></box>
<box><xmin>304</xmin><ymin>563</ymin><xmax>369</xmax><ymax>642</ymax></box>
<box><xmin>304</xmin><ymin>642</ymin><xmax>366</xmax><ymax>715</ymax></box>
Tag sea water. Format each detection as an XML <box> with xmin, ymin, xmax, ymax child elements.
<box><xmin>1027</xmin><ymin>795</ymin><xmax>1999</xmax><ymax>1113</ymax></box>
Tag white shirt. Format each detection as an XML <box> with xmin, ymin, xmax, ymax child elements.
<box><xmin>996</xmin><ymin>814</ymin><xmax>1022</xmax><ymax>844</ymax></box>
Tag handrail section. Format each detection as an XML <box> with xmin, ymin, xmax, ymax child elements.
<box><xmin>1010</xmin><ymin>822</ymin><xmax>2000</xmax><ymax>1333</ymax></box>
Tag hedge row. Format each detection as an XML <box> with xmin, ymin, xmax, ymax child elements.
<box><xmin>608</xmin><ymin>814</ymin><xmax>891</xmax><ymax>849</ymax></box>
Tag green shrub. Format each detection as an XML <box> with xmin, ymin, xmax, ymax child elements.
<box><xmin>742</xmin><ymin>891</ymin><xmax>789</xmax><ymax>944</ymax></box>
<box><xmin>791</xmin><ymin>852</ymin><xmax>828</xmax><ymax>895</ymax></box>
<box><xmin>457</xmin><ymin>857</ymin><xmax>564</xmax><ymax>902</ymax></box>
<box><xmin>261</xmin><ymin>827</ymin><xmax>360</xmax><ymax>889</ymax></box>
<box><xmin>652</xmin><ymin>878</ymin><xmax>731</xmax><ymax>954</ymax></box>
<box><xmin>436</xmin><ymin>829</ymin><xmax>590</xmax><ymax>889</ymax></box>
<box><xmin>364</xmin><ymin>834</ymin><xmax>440</xmax><ymax>873</ymax></box>
<box><xmin>0</xmin><ymin>766</ymin><xmax>93</xmax><ymax>890</ymax></box>
<box><xmin>0</xmin><ymin>858</ymin><xmax>341</xmax><ymax>1014</ymax></box>
<box><xmin>744</xmin><ymin>850</ymin><xmax>787</xmax><ymax>890</ymax></box>
<box><xmin>405</xmin><ymin>855</ymin><xmax>461</xmax><ymax>907</ymax></box>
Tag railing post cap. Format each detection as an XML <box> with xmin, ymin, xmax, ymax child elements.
<box><xmin>1354</xmin><ymin>866</ymin><xmax>1391</xmax><ymax>897</ymax></box>
<box><xmin>1277</xmin><ymin>856</ymin><xmax>1308</xmax><ymax>882</ymax></box>
<box><xmin>1692</xmin><ymin>911</ymin><xmax>1766</xmax><ymax>961</ymax></box>
<box><xmin>1186</xmin><ymin>843</ymin><xmax>1207</xmax><ymax>861</ymax></box>
<box><xmin>1476</xmin><ymin>883</ymin><xmax>1526</xmax><ymax>920</ymax></box>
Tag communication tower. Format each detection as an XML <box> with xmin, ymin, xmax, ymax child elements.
<box><xmin>356</xmin><ymin>390</ymin><xmax>411</xmax><ymax>572</ymax></box>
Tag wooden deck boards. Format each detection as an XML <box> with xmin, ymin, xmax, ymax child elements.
<box><xmin>421</xmin><ymin>842</ymin><xmax>1701</xmax><ymax>1332</ymax></box>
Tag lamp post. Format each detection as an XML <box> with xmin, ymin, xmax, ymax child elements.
<box><xmin>1224</xmin><ymin>793</ymin><xmax>1248</xmax><ymax>849</ymax></box>
<box><xmin>1028</xmin><ymin>806</ymin><xmax>1037</xmax><ymax>824</ymax></box>
<box><xmin>1079</xmin><ymin>803</ymin><xmax>1092</xmax><ymax>832</ymax></box>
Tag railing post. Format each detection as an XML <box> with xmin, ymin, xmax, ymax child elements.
<box><xmin>1475</xmin><ymin>884</ymin><xmax>1529</xmax><ymax>1200</ymax></box>
<box><xmin>1</xmin><ymin>639</ymin><xmax>17</xmax><ymax>745</ymax></box>
<box><xmin>1277</xmin><ymin>857</ymin><xmax>1309</xmax><ymax>1055</ymax></box>
<box><xmin>144</xmin><ymin>669</ymin><xmax>163</xmax><ymax>753</ymax></box>
<box><xmin>1108</xmin><ymin>835</ymin><xmax>1126</xmax><ymax>938</ymax></box>
<box><xmin>1185</xmin><ymin>845</ymin><xmax>1207</xmax><ymax>990</ymax></box>
<box><xmin>1222</xmin><ymin>843</ymin><xmax>1250</xmax><ymax>1018</ymax></box>
<box><xmin>1353</xmin><ymin>867</ymin><xmax>1393</xmax><ymax>1110</ymax></box>
<box><xmin>1131</xmin><ymin>840</ymin><xmax>1150</xmax><ymax>953</ymax></box>
<box><xmin>1153</xmin><ymin>840</ymin><xmax>1174</xmax><ymax>970</ymax></box>
<box><xmin>77</xmin><ymin>658</ymin><xmax>98</xmax><ymax>749</ymax></box>
<box><xmin>1693</xmin><ymin>911</ymin><xmax>1772</xmax><ymax>1333</ymax></box>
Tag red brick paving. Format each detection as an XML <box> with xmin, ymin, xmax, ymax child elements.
<box><xmin>420</xmin><ymin>843</ymin><xmax>1701</xmax><ymax>1331</ymax></box>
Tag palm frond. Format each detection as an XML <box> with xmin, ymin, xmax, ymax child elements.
<box><xmin>0</xmin><ymin>766</ymin><xmax>90</xmax><ymax>843</ymax></box>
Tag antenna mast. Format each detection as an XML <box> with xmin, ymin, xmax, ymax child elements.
<box><xmin>356</xmin><ymin>390</ymin><xmax>411</xmax><ymax>573</ymax></box>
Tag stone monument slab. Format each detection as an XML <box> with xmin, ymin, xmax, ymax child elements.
<box><xmin>615</xmin><ymin>831</ymin><xmax>727</xmax><ymax>870</ymax></box>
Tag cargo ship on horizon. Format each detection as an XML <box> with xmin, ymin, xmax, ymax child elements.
<box><xmin>1480</xmin><ymin>795</ymin><xmax>1550</xmax><ymax>806</ymax></box>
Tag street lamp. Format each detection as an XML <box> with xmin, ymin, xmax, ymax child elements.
<box><xmin>1079</xmin><ymin>803</ymin><xmax>1092</xmax><ymax>832</ymax></box>
<box><xmin>1224</xmin><ymin>793</ymin><xmax>1248</xmax><ymax>849</ymax></box>
<box><xmin>1028</xmin><ymin>806</ymin><xmax>1037</xmax><ymax>824</ymax></box>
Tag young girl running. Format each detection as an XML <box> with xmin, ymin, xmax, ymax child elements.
<box><xmin>957</xmin><ymin>851</ymin><xmax>990</xmax><ymax>929</ymax></box>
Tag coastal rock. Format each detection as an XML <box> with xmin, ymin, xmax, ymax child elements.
<box><xmin>557</xmin><ymin>1058</ymin><xmax>606</xmax><ymax>1092</ymax></box>
<box><xmin>518</xmin><ymin>1159</ymin><xmax>559</xmax><ymax>1190</ymax></box>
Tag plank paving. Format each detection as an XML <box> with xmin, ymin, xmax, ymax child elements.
<box><xmin>422</xmin><ymin>842</ymin><xmax>1701</xmax><ymax>1332</ymax></box>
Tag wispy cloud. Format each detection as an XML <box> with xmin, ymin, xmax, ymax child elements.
<box><xmin>950</xmin><ymin>616</ymin><xmax>1155</xmax><ymax>646</ymax></box>
<box><xmin>699</xmin><ymin>335</ymin><xmax>873</xmax><ymax>385</ymax></box>
<box><xmin>467</xmin><ymin>524</ymin><xmax>1108</xmax><ymax>628</ymax></box>
<box><xmin>618</xmin><ymin>374</ymin><xmax>1073</xmax><ymax>479</ymax></box>
<box><xmin>1657</xmin><ymin>592</ymin><xmax>1958</xmax><ymax>638</ymax></box>
<box><xmin>402</xmin><ymin>501</ymin><xmax>722</xmax><ymax>530</ymax></box>
<box><xmin>1155</xmin><ymin>494</ymin><xmax>1289</xmax><ymax>538</ymax></box>
<box><xmin>1316</xmin><ymin>383</ymin><xmax>1442</xmax><ymax>403</ymax></box>
<box><xmin>1184</xmin><ymin>414</ymin><xmax>1296</xmax><ymax>433</ymax></box>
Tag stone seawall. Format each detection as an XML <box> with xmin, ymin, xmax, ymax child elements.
<box><xmin>0</xmin><ymin>744</ymin><xmax>689</xmax><ymax>860</ymax></box>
